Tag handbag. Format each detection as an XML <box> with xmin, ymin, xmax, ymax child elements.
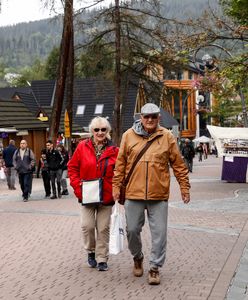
<box><xmin>109</xmin><ymin>203</ymin><xmax>124</xmax><ymax>255</ymax></box>
<box><xmin>81</xmin><ymin>158</ymin><xmax>108</xmax><ymax>205</ymax></box>
<box><xmin>118</xmin><ymin>135</ymin><xmax>160</xmax><ymax>205</ymax></box>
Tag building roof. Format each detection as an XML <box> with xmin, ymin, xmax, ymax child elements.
<box><xmin>29</xmin><ymin>78</ymin><xmax>139</xmax><ymax>132</ymax></box>
<box><xmin>31</xmin><ymin>80</ymin><xmax>55</xmax><ymax>106</ymax></box>
<box><xmin>0</xmin><ymin>99</ymin><xmax>48</xmax><ymax>130</ymax></box>
<box><xmin>0</xmin><ymin>86</ymin><xmax>31</xmax><ymax>100</ymax></box>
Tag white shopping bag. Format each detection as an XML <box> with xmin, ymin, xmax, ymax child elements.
<box><xmin>0</xmin><ymin>167</ymin><xmax>6</xmax><ymax>180</ymax></box>
<box><xmin>109</xmin><ymin>203</ymin><xmax>124</xmax><ymax>255</ymax></box>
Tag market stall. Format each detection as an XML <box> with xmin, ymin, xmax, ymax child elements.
<box><xmin>207</xmin><ymin>125</ymin><xmax>248</xmax><ymax>183</ymax></box>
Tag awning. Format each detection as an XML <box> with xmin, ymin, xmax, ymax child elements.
<box><xmin>0</xmin><ymin>127</ymin><xmax>18</xmax><ymax>133</ymax></box>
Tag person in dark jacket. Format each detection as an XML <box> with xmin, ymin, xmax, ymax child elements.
<box><xmin>13</xmin><ymin>140</ymin><xmax>35</xmax><ymax>202</ymax></box>
<box><xmin>196</xmin><ymin>143</ymin><xmax>204</xmax><ymax>162</ymax></box>
<box><xmin>3</xmin><ymin>140</ymin><xmax>17</xmax><ymax>190</ymax></box>
<box><xmin>68</xmin><ymin>117</ymin><xmax>119</xmax><ymax>272</ymax></box>
<box><xmin>37</xmin><ymin>149</ymin><xmax>51</xmax><ymax>198</ymax></box>
<box><xmin>57</xmin><ymin>145</ymin><xmax>69</xmax><ymax>196</ymax></box>
<box><xmin>46</xmin><ymin>140</ymin><xmax>63</xmax><ymax>199</ymax></box>
<box><xmin>181</xmin><ymin>138</ymin><xmax>195</xmax><ymax>172</ymax></box>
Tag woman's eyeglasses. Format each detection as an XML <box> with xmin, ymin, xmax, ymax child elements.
<box><xmin>94</xmin><ymin>128</ymin><xmax>107</xmax><ymax>132</ymax></box>
<box><xmin>143</xmin><ymin>114</ymin><xmax>158</xmax><ymax>119</ymax></box>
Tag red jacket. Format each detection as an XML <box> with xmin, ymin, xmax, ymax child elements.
<box><xmin>68</xmin><ymin>139</ymin><xmax>119</xmax><ymax>205</ymax></box>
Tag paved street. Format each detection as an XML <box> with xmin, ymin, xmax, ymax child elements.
<box><xmin>0</xmin><ymin>156</ymin><xmax>248</xmax><ymax>300</ymax></box>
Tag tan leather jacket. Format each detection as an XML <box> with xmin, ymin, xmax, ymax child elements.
<box><xmin>112</xmin><ymin>127</ymin><xmax>190</xmax><ymax>200</ymax></box>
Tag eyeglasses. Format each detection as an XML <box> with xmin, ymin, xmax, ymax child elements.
<box><xmin>143</xmin><ymin>114</ymin><xmax>158</xmax><ymax>120</ymax></box>
<box><xmin>94</xmin><ymin>128</ymin><xmax>107</xmax><ymax>132</ymax></box>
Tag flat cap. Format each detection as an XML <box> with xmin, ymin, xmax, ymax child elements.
<box><xmin>141</xmin><ymin>103</ymin><xmax>160</xmax><ymax>115</ymax></box>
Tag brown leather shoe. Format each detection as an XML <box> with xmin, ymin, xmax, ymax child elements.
<box><xmin>148</xmin><ymin>268</ymin><xmax>160</xmax><ymax>285</ymax></box>
<box><xmin>133</xmin><ymin>256</ymin><xmax>144</xmax><ymax>277</ymax></box>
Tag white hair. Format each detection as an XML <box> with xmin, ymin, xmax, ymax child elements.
<box><xmin>88</xmin><ymin>117</ymin><xmax>112</xmax><ymax>140</ymax></box>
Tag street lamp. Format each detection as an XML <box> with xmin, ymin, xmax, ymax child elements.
<box><xmin>193</xmin><ymin>44</ymin><xmax>248</xmax><ymax>128</ymax></box>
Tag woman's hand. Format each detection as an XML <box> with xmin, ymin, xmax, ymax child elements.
<box><xmin>113</xmin><ymin>191</ymin><xmax>120</xmax><ymax>201</ymax></box>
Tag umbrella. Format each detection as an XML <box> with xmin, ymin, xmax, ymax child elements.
<box><xmin>193</xmin><ymin>135</ymin><xmax>212</xmax><ymax>143</ymax></box>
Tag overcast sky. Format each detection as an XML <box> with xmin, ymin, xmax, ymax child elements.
<box><xmin>0</xmin><ymin>0</ymin><xmax>59</xmax><ymax>27</ymax></box>
<box><xmin>0</xmin><ymin>0</ymin><xmax>113</xmax><ymax>27</ymax></box>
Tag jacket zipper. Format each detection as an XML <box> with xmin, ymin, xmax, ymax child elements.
<box><xmin>145</xmin><ymin>161</ymin><xmax>148</xmax><ymax>200</ymax></box>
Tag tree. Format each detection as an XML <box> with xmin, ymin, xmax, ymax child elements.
<box><xmin>220</xmin><ymin>0</ymin><xmax>248</xmax><ymax>25</ymax></box>
<box><xmin>76</xmin><ymin>40</ymin><xmax>114</xmax><ymax>78</ymax></box>
<box><xmin>165</xmin><ymin>0</ymin><xmax>248</xmax><ymax>127</ymax></box>
<box><xmin>48</xmin><ymin>0</ymin><xmax>74</xmax><ymax>143</ymax></box>
<box><xmin>9</xmin><ymin>59</ymin><xmax>46</xmax><ymax>86</ymax></box>
<box><xmin>44</xmin><ymin>47</ymin><xmax>60</xmax><ymax>79</ymax></box>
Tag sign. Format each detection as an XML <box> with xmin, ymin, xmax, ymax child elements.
<box><xmin>64</xmin><ymin>110</ymin><xmax>70</xmax><ymax>138</ymax></box>
<box><xmin>17</xmin><ymin>130</ymin><xmax>29</xmax><ymax>136</ymax></box>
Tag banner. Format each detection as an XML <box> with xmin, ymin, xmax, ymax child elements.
<box><xmin>64</xmin><ymin>109</ymin><xmax>70</xmax><ymax>138</ymax></box>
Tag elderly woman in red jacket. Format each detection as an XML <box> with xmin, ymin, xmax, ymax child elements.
<box><xmin>68</xmin><ymin>117</ymin><xmax>118</xmax><ymax>272</ymax></box>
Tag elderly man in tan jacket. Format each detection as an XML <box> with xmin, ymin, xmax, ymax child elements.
<box><xmin>113</xmin><ymin>103</ymin><xmax>190</xmax><ymax>285</ymax></box>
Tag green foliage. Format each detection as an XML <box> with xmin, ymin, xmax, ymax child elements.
<box><xmin>10</xmin><ymin>59</ymin><xmax>46</xmax><ymax>86</ymax></box>
<box><xmin>0</xmin><ymin>18</ymin><xmax>62</xmax><ymax>70</ymax></box>
<box><xmin>220</xmin><ymin>0</ymin><xmax>248</xmax><ymax>25</ymax></box>
<box><xmin>76</xmin><ymin>41</ymin><xmax>114</xmax><ymax>78</ymax></box>
<box><xmin>192</xmin><ymin>63</ymin><xmax>248</xmax><ymax>127</ymax></box>
<box><xmin>44</xmin><ymin>47</ymin><xmax>60</xmax><ymax>79</ymax></box>
<box><xmin>0</xmin><ymin>60</ymin><xmax>6</xmax><ymax>80</ymax></box>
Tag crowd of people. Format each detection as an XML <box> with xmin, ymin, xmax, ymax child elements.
<box><xmin>0</xmin><ymin>103</ymin><xmax>220</xmax><ymax>286</ymax></box>
<box><xmin>0</xmin><ymin>139</ymin><xmax>70</xmax><ymax>201</ymax></box>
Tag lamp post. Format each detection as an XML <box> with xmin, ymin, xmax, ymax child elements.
<box><xmin>193</xmin><ymin>43</ymin><xmax>248</xmax><ymax>128</ymax></box>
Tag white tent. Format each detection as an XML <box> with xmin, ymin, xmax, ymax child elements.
<box><xmin>207</xmin><ymin>125</ymin><xmax>248</xmax><ymax>156</ymax></box>
<box><xmin>193</xmin><ymin>135</ymin><xmax>212</xmax><ymax>143</ymax></box>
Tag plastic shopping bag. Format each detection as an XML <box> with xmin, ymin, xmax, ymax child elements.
<box><xmin>0</xmin><ymin>167</ymin><xmax>6</xmax><ymax>180</ymax></box>
<box><xmin>109</xmin><ymin>203</ymin><xmax>124</xmax><ymax>255</ymax></box>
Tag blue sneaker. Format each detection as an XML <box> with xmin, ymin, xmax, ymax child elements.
<box><xmin>97</xmin><ymin>262</ymin><xmax>108</xmax><ymax>271</ymax></box>
<box><xmin>87</xmin><ymin>253</ymin><xmax>97</xmax><ymax>268</ymax></box>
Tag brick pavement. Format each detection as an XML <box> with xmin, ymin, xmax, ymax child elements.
<box><xmin>0</xmin><ymin>156</ymin><xmax>248</xmax><ymax>300</ymax></box>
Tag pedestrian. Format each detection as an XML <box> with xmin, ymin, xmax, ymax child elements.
<box><xmin>37</xmin><ymin>149</ymin><xmax>51</xmax><ymax>198</ymax></box>
<box><xmin>68</xmin><ymin>116</ymin><xmax>118</xmax><ymax>272</ymax></box>
<box><xmin>57</xmin><ymin>144</ymin><xmax>69</xmax><ymax>196</ymax></box>
<box><xmin>13</xmin><ymin>140</ymin><xmax>35</xmax><ymax>202</ymax></box>
<box><xmin>46</xmin><ymin>140</ymin><xmax>63</xmax><ymax>199</ymax></box>
<box><xmin>210</xmin><ymin>143</ymin><xmax>217</xmax><ymax>157</ymax></box>
<box><xmin>0</xmin><ymin>147</ymin><xmax>6</xmax><ymax>181</ymax></box>
<box><xmin>203</xmin><ymin>143</ymin><xmax>208</xmax><ymax>159</ymax></box>
<box><xmin>196</xmin><ymin>142</ymin><xmax>204</xmax><ymax>162</ymax></box>
<box><xmin>181</xmin><ymin>138</ymin><xmax>195</xmax><ymax>172</ymax></box>
<box><xmin>112</xmin><ymin>103</ymin><xmax>190</xmax><ymax>285</ymax></box>
<box><xmin>3</xmin><ymin>140</ymin><xmax>17</xmax><ymax>189</ymax></box>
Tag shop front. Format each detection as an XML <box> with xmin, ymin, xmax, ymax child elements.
<box><xmin>207</xmin><ymin>125</ymin><xmax>248</xmax><ymax>183</ymax></box>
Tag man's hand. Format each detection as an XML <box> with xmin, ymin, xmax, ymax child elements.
<box><xmin>181</xmin><ymin>192</ymin><xmax>190</xmax><ymax>204</ymax></box>
<box><xmin>113</xmin><ymin>191</ymin><xmax>120</xmax><ymax>202</ymax></box>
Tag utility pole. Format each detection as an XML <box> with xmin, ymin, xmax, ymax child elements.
<box><xmin>48</xmin><ymin>0</ymin><xmax>74</xmax><ymax>144</ymax></box>
<box><xmin>112</xmin><ymin>0</ymin><xmax>121</xmax><ymax>146</ymax></box>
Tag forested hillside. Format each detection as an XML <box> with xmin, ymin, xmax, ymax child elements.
<box><xmin>0</xmin><ymin>0</ymin><xmax>219</xmax><ymax>71</ymax></box>
<box><xmin>0</xmin><ymin>17</ymin><xmax>63</xmax><ymax>70</ymax></box>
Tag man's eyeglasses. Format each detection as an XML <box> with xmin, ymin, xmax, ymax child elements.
<box><xmin>143</xmin><ymin>114</ymin><xmax>158</xmax><ymax>120</ymax></box>
<box><xmin>94</xmin><ymin>128</ymin><xmax>107</xmax><ymax>132</ymax></box>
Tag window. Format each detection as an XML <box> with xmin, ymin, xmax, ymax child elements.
<box><xmin>177</xmin><ymin>72</ymin><xmax>183</xmax><ymax>80</ymax></box>
<box><xmin>76</xmin><ymin>105</ymin><xmax>85</xmax><ymax>115</ymax></box>
<box><xmin>188</xmin><ymin>71</ymin><xmax>193</xmax><ymax>80</ymax></box>
<box><xmin>94</xmin><ymin>104</ymin><xmax>104</xmax><ymax>115</ymax></box>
